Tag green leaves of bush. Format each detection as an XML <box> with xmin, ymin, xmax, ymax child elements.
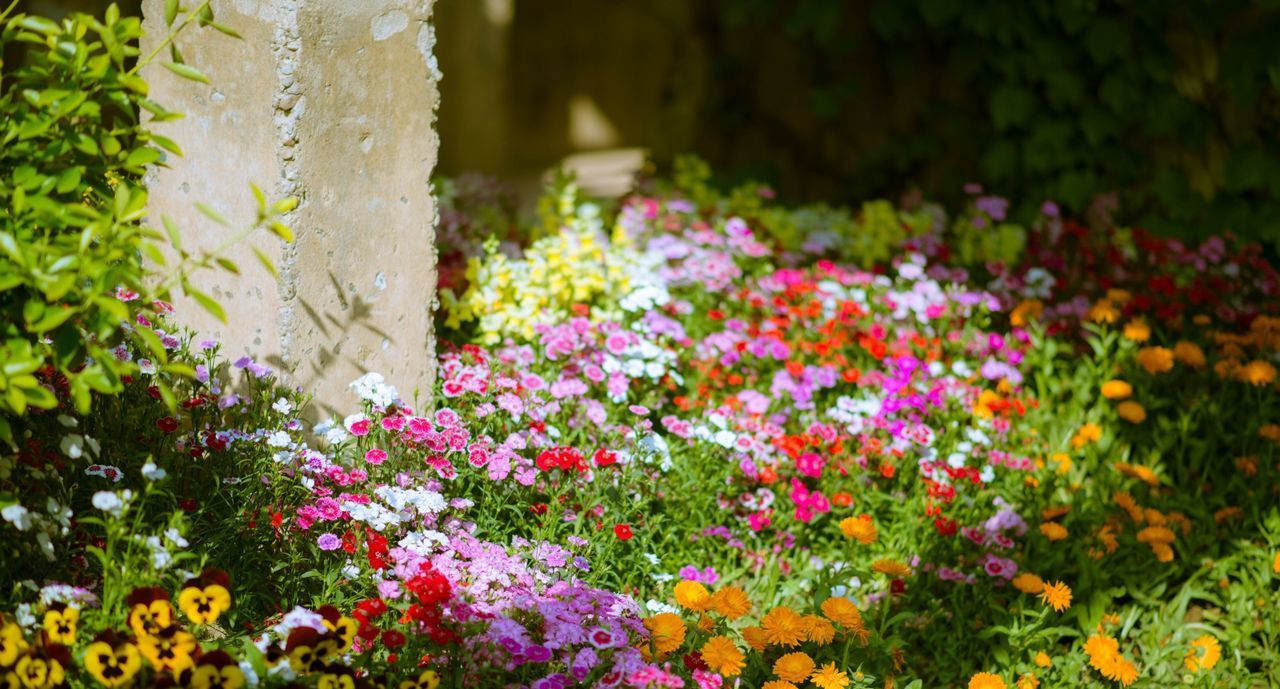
<box><xmin>0</xmin><ymin>2</ymin><xmax>293</xmax><ymax>442</ymax></box>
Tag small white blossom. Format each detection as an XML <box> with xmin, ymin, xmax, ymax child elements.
<box><xmin>141</xmin><ymin>461</ymin><xmax>167</xmax><ymax>481</ymax></box>
<box><xmin>2</xmin><ymin>504</ymin><xmax>32</xmax><ymax>531</ymax></box>
<box><xmin>91</xmin><ymin>490</ymin><xmax>131</xmax><ymax>517</ymax></box>
<box><xmin>267</xmin><ymin>431</ymin><xmax>292</xmax><ymax>448</ymax></box>
<box><xmin>272</xmin><ymin>398</ymin><xmax>294</xmax><ymax>415</ymax></box>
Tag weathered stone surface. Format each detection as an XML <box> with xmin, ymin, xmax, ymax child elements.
<box><xmin>141</xmin><ymin>0</ymin><xmax>439</xmax><ymax>417</ymax></box>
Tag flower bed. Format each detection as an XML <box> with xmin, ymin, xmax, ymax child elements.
<box><xmin>2</xmin><ymin>174</ymin><xmax>1279</xmax><ymax>689</ymax></box>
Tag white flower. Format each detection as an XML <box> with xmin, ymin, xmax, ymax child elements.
<box><xmin>91</xmin><ymin>490</ymin><xmax>131</xmax><ymax>517</ymax></box>
<box><xmin>272</xmin><ymin>398</ymin><xmax>294</xmax><ymax>415</ymax></box>
<box><xmin>2</xmin><ymin>504</ymin><xmax>32</xmax><ymax>531</ymax></box>
<box><xmin>341</xmin><ymin>563</ymin><xmax>361</xmax><ymax>578</ymax></box>
<box><xmin>350</xmin><ymin>372</ymin><xmax>398</xmax><ymax>407</ymax></box>
<box><xmin>60</xmin><ymin>434</ymin><xmax>84</xmax><ymax>459</ymax></box>
<box><xmin>644</xmin><ymin>600</ymin><xmax>678</xmax><ymax>615</ymax></box>
<box><xmin>267</xmin><ymin>431</ymin><xmax>292</xmax><ymax>448</ymax></box>
<box><xmin>713</xmin><ymin>430</ymin><xmax>736</xmax><ymax>449</ymax></box>
<box><xmin>239</xmin><ymin>661</ymin><xmax>260</xmax><ymax>688</ymax></box>
<box><xmin>138</xmin><ymin>358</ymin><xmax>157</xmax><ymax>375</ymax></box>
<box><xmin>141</xmin><ymin>461</ymin><xmax>167</xmax><ymax>481</ymax></box>
<box><xmin>165</xmin><ymin>528</ymin><xmax>189</xmax><ymax>548</ymax></box>
<box><xmin>45</xmin><ymin>499</ymin><xmax>72</xmax><ymax>529</ymax></box>
<box><xmin>650</xmin><ymin>572</ymin><xmax>674</xmax><ymax>583</ymax></box>
<box><xmin>145</xmin><ymin>536</ymin><xmax>172</xmax><ymax>568</ymax></box>
<box><xmin>979</xmin><ymin>466</ymin><xmax>995</xmax><ymax>483</ymax></box>
<box><xmin>15</xmin><ymin>604</ymin><xmax>35</xmax><ymax>628</ymax></box>
<box><xmin>323</xmin><ymin>426</ymin><xmax>349</xmax><ymax>445</ymax></box>
<box><xmin>276</xmin><ymin>607</ymin><xmax>328</xmax><ymax>637</ymax></box>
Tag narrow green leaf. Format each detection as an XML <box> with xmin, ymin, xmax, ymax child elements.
<box><xmin>269</xmin><ymin>221</ymin><xmax>295</xmax><ymax>242</ymax></box>
<box><xmin>251</xmin><ymin>247</ymin><xmax>279</xmax><ymax>279</ymax></box>
<box><xmin>215</xmin><ymin>257</ymin><xmax>240</xmax><ymax>274</ymax></box>
<box><xmin>210</xmin><ymin>22</ymin><xmax>242</xmax><ymax>39</ymax></box>
<box><xmin>163</xmin><ymin>61</ymin><xmax>210</xmax><ymax>84</ymax></box>
<box><xmin>196</xmin><ymin>203</ymin><xmax>229</xmax><ymax>226</ymax></box>
<box><xmin>186</xmin><ymin>287</ymin><xmax>227</xmax><ymax>323</ymax></box>
<box><xmin>163</xmin><ymin>216</ymin><xmax>183</xmax><ymax>250</ymax></box>
<box><xmin>164</xmin><ymin>0</ymin><xmax>179</xmax><ymax>26</ymax></box>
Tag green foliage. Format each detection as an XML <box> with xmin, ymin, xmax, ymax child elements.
<box><xmin>702</xmin><ymin>0</ymin><xmax>1280</xmax><ymax>246</ymax></box>
<box><xmin>0</xmin><ymin>2</ymin><xmax>291</xmax><ymax>439</ymax></box>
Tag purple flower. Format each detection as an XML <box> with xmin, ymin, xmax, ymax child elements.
<box><xmin>316</xmin><ymin>533</ymin><xmax>341</xmax><ymax>551</ymax></box>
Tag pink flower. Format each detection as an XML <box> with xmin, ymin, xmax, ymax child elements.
<box><xmin>364</xmin><ymin>449</ymin><xmax>388</xmax><ymax>465</ymax></box>
<box><xmin>795</xmin><ymin>452</ymin><xmax>825</xmax><ymax>478</ymax></box>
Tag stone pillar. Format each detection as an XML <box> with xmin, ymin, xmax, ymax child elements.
<box><xmin>141</xmin><ymin>0</ymin><xmax>439</xmax><ymax>418</ymax></box>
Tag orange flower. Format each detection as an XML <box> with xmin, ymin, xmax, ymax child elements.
<box><xmin>803</xmin><ymin>615</ymin><xmax>836</xmax><ymax>644</ymax></box>
<box><xmin>1100</xmin><ymin>380</ymin><xmax>1132</xmax><ymax>400</ymax></box>
<box><xmin>1085</xmin><ymin>633</ymin><xmax>1139</xmax><ymax>686</ymax></box>
<box><xmin>741</xmin><ymin>626</ymin><xmax>768</xmax><ymax>652</ymax></box>
<box><xmin>1011</xmin><ymin>299</ymin><xmax>1044</xmax><ymax>327</ymax></box>
<box><xmin>1071</xmin><ymin>423</ymin><xmax>1102</xmax><ymax>449</ymax></box>
<box><xmin>1012</xmin><ymin>573</ymin><xmax>1045</xmax><ymax>594</ymax></box>
<box><xmin>1173</xmin><ymin>341</ymin><xmax>1206</xmax><ymax>367</ymax></box>
<box><xmin>700</xmin><ymin>636</ymin><xmax>744</xmax><ymax>677</ymax></box>
<box><xmin>1034</xmin><ymin>651</ymin><xmax>1051</xmax><ymax>668</ymax></box>
<box><xmin>772</xmin><ymin>652</ymin><xmax>815</xmax><ymax>683</ymax></box>
<box><xmin>839</xmin><ymin>515</ymin><xmax>877</xmax><ymax>544</ymax></box>
<box><xmin>709</xmin><ymin>586</ymin><xmax>751</xmax><ymax>620</ymax></box>
<box><xmin>1114</xmin><ymin>463</ymin><xmax>1159</xmax><ymax>486</ymax></box>
<box><xmin>1116</xmin><ymin>401</ymin><xmax>1146</xmax><ymax>423</ymax></box>
<box><xmin>1122</xmin><ymin>319</ymin><xmax>1150</xmax><ymax>342</ymax></box>
<box><xmin>1184</xmin><ymin>635</ymin><xmax>1221</xmax><ymax>672</ymax></box>
<box><xmin>871</xmin><ymin>558</ymin><xmax>912</xmax><ymax>578</ymax></box>
<box><xmin>1088</xmin><ymin>300</ymin><xmax>1120</xmax><ymax>324</ymax></box>
<box><xmin>1238</xmin><ymin>360</ymin><xmax>1277</xmax><ymax>386</ymax></box>
<box><xmin>1039</xmin><ymin>523</ymin><xmax>1068</xmax><ymax>541</ymax></box>
<box><xmin>1039</xmin><ymin>581</ymin><xmax>1072</xmax><ymax>612</ymax></box>
<box><xmin>1136</xmin><ymin>346</ymin><xmax>1174</xmax><ymax>374</ymax></box>
<box><xmin>673</xmin><ymin>580</ymin><xmax>710</xmax><ymax>611</ymax></box>
<box><xmin>643</xmin><ymin>613</ymin><xmax>686</xmax><ymax>656</ymax></box>
<box><xmin>968</xmin><ymin>672</ymin><xmax>1006</xmax><ymax>689</ymax></box>
<box><xmin>761</xmin><ymin>607</ymin><xmax>806</xmax><ymax>647</ymax></box>
<box><xmin>1016</xmin><ymin>674</ymin><xmax>1039</xmax><ymax>689</ymax></box>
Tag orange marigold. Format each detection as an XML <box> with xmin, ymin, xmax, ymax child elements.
<box><xmin>1039</xmin><ymin>581</ymin><xmax>1072</xmax><ymax>612</ymax></box>
<box><xmin>761</xmin><ymin>606</ymin><xmax>807</xmax><ymax>648</ymax></box>
<box><xmin>871</xmin><ymin>558</ymin><xmax>912</xmax><ymax>578</ymax></box>
<box><xmin>1040</xmin><ymin>522</ymin><xmax>1069</xmax><ymax>541</ymax></box>
<box><xmin>1173</xmin><ymin>341</ymin><xmax>1206</xmax><ymax>367</ymax></box>
<box><xmin>700</xmin><ymin>636</ymin><xmax>745</xmax><ymax>677</ymax></box>
<box><xmin>1012</xmin><ymin>573</ymin><xmax>1045</xmax><ymax>595</ymax></box>
<box><xmin>1183</xmin><ymin>635</ymin><xmax>1221</xmax><ymax>672</ymax></box>
<box><xmin>709</xmin><ymin>585</ymin><xmax>751</xmax><ymax>620</ymax></box>
<box><xmin>1116</xmin><ymin>401</ymin><xmax>1146</xmax><ymax>424</ymax></box>
<box><xmin>839</xmin><ymin>515</ymin><xmax>877</xmax><ymax>544</ymax></box>
<box><xmin>803</xmin><ymin>615</ymin><xmax>836</xmax><ymax>645</ymax></box>
<box><xmin>968</xmin><ymin>672</ymin><xmax>1006</xmax><ymax>689</ymax></box>
<box><xmin>1136</xmin><ymin>346</ymin><xmax>1174</xmax><ymax>374</ymax></box>
<box><xmin>1122</xmin><ymin>319</ymin><xmax>1150</xmax><ymax>342</ymax></box>
<box><xmin>772</xmin><ymin>652</ymin><xmax>816</xmax><ymax>683</ymax></box>
<box><xmin>643</xmin><ymin>613</ymin><xmax>686</xmax><ymax>656</ymax></box>
<box><xmin>1100</xmin><ymin>380</ymin><xmax>1132</xmax><ymax>399</ymax></box>
<box><xmin>1238</xmin><ymin>360</ymin><xmax>1277</xmax><ymax>386</ymax></box>
<box><xmin>673</xmin><ymin>580</ymin><xmax>710</xmax><ymax>611</ymax></box>
<box><xmin>741</xmin><ymin>626</ymin><xmax>768</xmax><ymax>652</ymax></box>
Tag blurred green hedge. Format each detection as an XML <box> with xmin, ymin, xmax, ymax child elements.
<box><xmin>695</xmin><ymin>0</ymin><xmax>1280</xmax><ymax>246</ymax></box>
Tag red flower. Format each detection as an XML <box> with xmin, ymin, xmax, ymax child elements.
<box><xmin>933</xmin><ymin>517</ymin><xmax>958</xmax><ymax>537</ymax></box>
<box><xmin>156</xmin><ymin>416</ymin><xmax>179</xmax><ymax>433</ymax></box>
<box><xmin>593</xmin><ymin>448</ymin><xmax>618</xmax><ymax>467</ymax></box>
<box><xmin>613</xmin><ymin>524</ymin><xmax>633</xmax><ymax>541</ymax></box>
<box><xmin>381</xmin><ymin>630</ymin><xmax>406</xmax><ymax>649</ymax></box>
<box><xmin>179</xmin><ymin>498</ymin><xmax>198</xmax><ymax>513</ymax></box>
<box><xmin>890</xmin><ymin>579</ymin><xmax>906</xmax><ymax>595</ymax></box>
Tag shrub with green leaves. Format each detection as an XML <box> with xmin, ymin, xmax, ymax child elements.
<box><xmin>0</xmin><ymin>2</ymin><xmax>291</xmax><ymax>443</ymax></box>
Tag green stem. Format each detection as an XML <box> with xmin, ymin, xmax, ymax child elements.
<box><xmin>128</xmin><ymin>0</ymin><xmax>213</xmax><ymax>75</ymax></box>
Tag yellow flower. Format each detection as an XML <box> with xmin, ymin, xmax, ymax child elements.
<box><xmin>41</xmin><ymin>606</ymin><xmax>77</xmax><ymax>646</ymax></box>
<box><xmin>1273</xmin><ymin>552</ymin><xmax>1280</xmax><ymax>574</ymax></box>
<box><xmin>761</xmin><ymin>606</ymin><xmax>807</xmax><ymax>647</ymax></box>
<box><xmin>709</xmin><ymin>586</ymin><xmax>751</xmax><ymax>620</ymax></box>
<box><xmin>1039</xmin><ymin>581</ymin><xmax>1072</xmax><ymax>612</ymax></box>
<box><xmin>1136</xmin><ymin>347</ymin><xmax>1174</xmax><ymax>374</ymax></box>
<box><xmin>871</xmin><ymin>558</ymin><xmax>912</xmax><ymax>578</ymax></box>
<box><xmin>643</xmin><ymin>613</ymin><xmax>686</xmax><ymax>656</ymax></box>
<box><xmin>1122</xmin><ymin>319</ymin><xmax>1150</xmax><ymax>342</ymax></box>
<box><xmin>772</xmin><ymin>652</ymin><xmax>816</xmax><ymax>683</ymax></box>
<box><xmin>1012</xmin><ymin>573</ymin><xmax>1045</xmax><ymax>595</ymax></box>
<box><xmin>84</xmin><ymin>639</ymin><xmax>143</xmax><ymax>688</ymax></box>
<box><xmin>968</xmin><ymin>672</ymin><xmax>1006</xmax><ymax>689</ymax></box>
<box><xmin>1184</xmin><ymin>635</ymin><xmax>1221</xmax><ymax>672</ymax></box>
<box><xmin>700</xmin><ymin>636</ymin><xmax>745</xmax><ymax>677</ymax></box>
<box><xmin>1100</xmin><ymin>380</ymin><xmax>1132</xmax><ymax>400</ymax></box>
<box><xmin>1237</xmin><ymin>360</ymin><xmax>1277</xmax><ymax>386</ymax></box>
<box><xmin>14</xmin><ymin>651</ymin><xmax>65</xmax><ymax>689</ymax></box>
<box><xmin>178</xmin><ymin>584</ymin><xmax>232</xmax><ymax>626</ymax></box>
<box><xmin>1</xmin><ymin>623</ymin><xmax>28</xmax><ymax>667</ymax></box>
<box><xmin>1016</xmin><ymin>673</ymin><xmax>1039</xmax><ymax>689</ymax></box>
<box><xmin>1260</xmin><ymin>424</ymin><xmax>1280</xmax><ymax>442</ymax></box>
<box><xmin>1107</xmin><ymin>289</ymin><xmax>1132</xmax><ymax>304</ymax></box>
<box><xmin>1039</xmin><ymin>523</ymin><xmax>1068</xmax><ymax>541</ymax></box>
<box><xmin>1050</xmin><ymin>453</ymin><xmax>1072</xmax><ymax>475</ymax></box>
<box><xmin>126</xmin><ymin>589</ymin><xmax>174</xmax><ymax>639</ymax></box>
<box><xmin>1034</xmin><ymin>651</ymin><xmax>1051</xmax><ymax>668</ymax></box>
<box><xmin>1115</xmin><ymin>401</ymin><xmax>1146</xmax><ymax>423</ymax></box>
<box><xmin>320</xmin><ymin>669</ymin><xmax>358</xmax><ymax>689</ymax></box>
<box><xmin>839</xmin><ymin>515</ymin><xmax>877</xmax><ymax>544</ymax></box>
<box><xmin>1173</xmin><ymin>341</ymin><xmax>1206</xmax><ymax>367</ymax></box>
<box><xmin>810</xmin><ymin>662</ymin><xmax>850</xmax><ymax>689</ymax></box>
<box><xmin>1136</xmin><ymin>525</ymin><xmax>1176</xmax><ymax>544</ymax></box>
<box><xmin>762</xmin><ymin>682</ymin><xmax>798</xmax><ymax>689</ymax></box>
<box><xmin>397</xmin><ymin>669</ymin><xmax>440</xmax><ymax>689</ymax></box>
<box><xmin>185</xmin><ymin>658</ymin><xmax>247</xmax><ymax>689</ymax></box>
<box><xmin>673</xmin><ymin>580</ymin><xmax>711</xmax><ymax>611</ymax></box>
<box><xmin>803</xmin><ymin>615</ymin><xmax>836</xmax><ymax>645</ymax></box>
<box><xmin>138</xmin><ymin>626</ymin><xmax>198</xmax><ymax>674</ymax></box>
